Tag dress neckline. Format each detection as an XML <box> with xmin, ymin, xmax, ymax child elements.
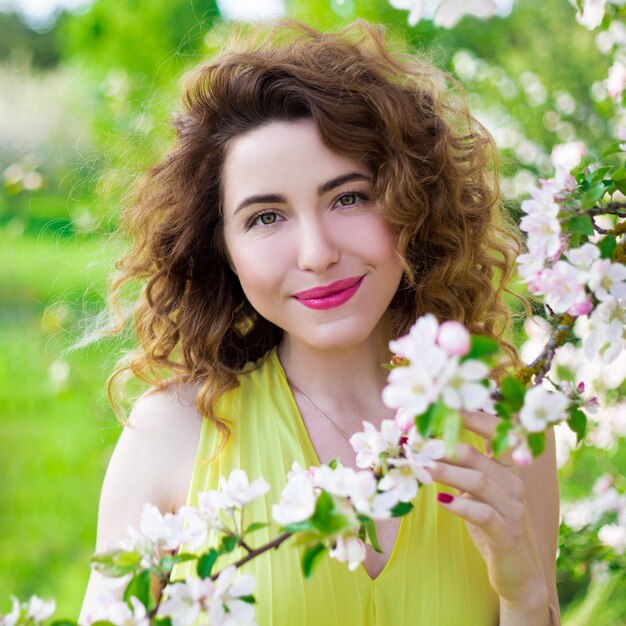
<box><xmin>269</xmin><ymin>347</ymin><xmax>407</xmax><ymax>584</ymax></box>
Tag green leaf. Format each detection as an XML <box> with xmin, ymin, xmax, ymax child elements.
<box><xmin>463</xmin><ymin>335</ymin><xmax>499</xmax><ymax>362</ymax></box>
<box><xmin>327</xmin><ymin>457</ymin><xmax>340</xmax><ymax>470</ymax></box>
<box><xmin>494</xmin><ymin>401</ymin><xmax>512</xmax><ymax>420</ymax></box>
<box><xmin>598</xmin><ymin>236</ymin><xmax>617</xmax><ymax>260</ymax></box>
<box><xmin>611</xmin><ymin>165</ymin><xmax>626</xmax><ymax>181</ymax></box>
<box><xmin>499</xmin><ymin>377</ymin><xmax>527</xmax><ymax>412</ymax></box>
<box><xmin>443</xmin><ymin>409</ymin><xmax>461</xmax><ymax>458</ymax></box>
<box><xmin>90</xmin><ymin>550</ymin><xmax>143</xmax><ymax>577</ymax></box>
<box><xmin>567</xmin><ymin>407</ymin><xmax>587</xmax><ymax>444</ymax></box>
<box><xmin>491</xmin><ymin>421</ymin><xmax>514</xmax><ymax>456</ymax></box>
<box><xmin>50</xmin><ymin>621</ymin><xmax>79</xmax><ymax>626</ymax></box>
<box><xmin>219</xmin><ymin>534</ymin><xmax>239</xmax><ymax>554</ymax></box>
<box><xmin>527</xmin><ymin>432</ymin><xmax>546</xmax><ymax>457</ymax></box>
<box><xmin>416</xmin><ymin>403</ymin><xmax>438</xmax><ymax>437</ymax></box>
<box><xmin>310</xmin><ymin>491</ymin><xmax>351</xmax><ymax>535</ymax></box>
<box><xmin>244</xmin><ymin>522</ymin><xmax>270</xmax><ymax>535</ymax></box>
<box><xmin>197</xmin><ymin>548</ymin><xmax>219</xmax><ymax>579</ymax></box>
<box><xmin>152</xmin><ymin>618</ymin><xmax>173</xmax><ymax>626</ymax></box>
<box><xmin>159</xmin><ymin>552</ymin><xmax>196</xmax><ymax>572</ymax></box>
<box><xmin>123</xmin><ymin>570</ymin><xmax>153</xmax><ymax>610</ymax></box>
<box><xmin>390</xmin><ymin>501</ymin><xmax>414</xmax><ymax>517</ymax></box>
<box><xmin>580</xmin><ymin>182</ymin><xmax>607</xmax><ymax>209</ymax></box>
<box><xmin>615</xmin><ymin>178</ymin><xmax>626</xmax><ymax>195</ymax></box>
<box><xmin>302</xmin><ymin>543</ymin><xmax>326</xmax><ymax>578</ymax></box>
<box><xmin>601</xmin><ymin>141</ymin><xmax>625</xmax><ymax>158</ymax></box>
<box><xmin>588</xmin><ymin>166</ymin><xmax>613</xmax><ymax>183</ymax></box>
<box><xmin>567</xmin><ymin>214</ymin><xmax>595</xmax><ymax>235</ymax></box>
<box><xmin>89</xmin><ymin>621</ymin><xmax>117</xmax><ymax>626</ymax></box>
<box><xmin>239</xmin><ymin>595</ymin><xmax>256</xmax><ymax>604</ymax></box>
<box><xmin>364</xmin><ymin>520</ymin><xmax>382</xmax><ymax>553</ymax></box>
<box><xmin>284</xmin><ymin>520</ymin><xmax>315</xmax><ymax>533</ymax></box>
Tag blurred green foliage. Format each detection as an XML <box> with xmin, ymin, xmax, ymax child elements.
<box><xmin>1</xmin><ymin>0</ymin><xmax>625</xmax><ymax>623</ymax></box>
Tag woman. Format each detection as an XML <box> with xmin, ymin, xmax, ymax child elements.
<box><xmin>80</xmin><ymin>20</ymin><xmax>560</xmax><ymax>625</ymax></box>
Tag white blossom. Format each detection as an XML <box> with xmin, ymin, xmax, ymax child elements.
<box><xmin>24</xmin><ymin>597</ymin><xmax>55</xmax><ymax>623</ymax></box>
<box><xmin>550</xmin><ymin>141</ymin><xmax>587</xmax><ymax>170</ymax></box>
<box><xmin>158</xmin><ymin>579</ymin><xmax>213</xmax><ymax>626</ymax></box>
<box><xmin>139</xmin><ymin>504</ymin><xmax>189</xmax><ymax>552</ymax></box>
<box><xmin>85</xmin><ymin>592</ymin><xmax>148</xmax><ymax>626</ymax></box>
<box><xmin>387</xmin><ymin>0</ymin><xmax>425</xmax><ymax>26</ymax></box>
<box><xmin>439</xmin><ymin>358</ymin><xmax>490</xmax><ymax>411</ymax></box>
<box><xmin>598</xmin><ymin>524</ymin><xmax>626</xmax><ymax>554</ymax></box>
<box><xmin>0</xmin><ymin>597</ymin><xmax>21</xmax><ymax>626</ymax></box>
<box><xmin>328</xmin><ymin>535</ymin><xmax>366</xmax><ymax>571</ymax></box>
<box><xmin>576</xmin><ymin>0</ymin><xmax>607</xmax><ymax>30</ymax></box>
<box><xmin>210</xmin><ymin>566</ymin><xmax>256</xmax><ymax>626</ymax></box>
<box><xmin>272</xmin><ymin>469</ymin><xmax>317</xmax><ymax>526</ymax></box>
<box><xmin>433</xmin><ymin>0</ymin><xmax>496</xmax><ymax>28</ymax></box>
<box><xmin>350</xmin><ymin>419</ymin><xmax>401</xmax><ymax>469</ymax></box>
<box><xmin>588</xmin><ymin>259</ymin><xmax>626</xmax><ymax>301</ymax></box>
<box><xmin>218</xmin><ymin>470</ymin><xmax>270</xmax><ymax>510</ymax></box>
<box><xmin>519</xmin><ymin>386</ymin><xmax>569</xmax><ymax>432</ymax></box>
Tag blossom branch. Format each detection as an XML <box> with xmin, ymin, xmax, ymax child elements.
<box><xmin>212</xmin><ymin>531</ymin><xmax>292</xmax><ymax>580</ymax></box>
<box><xmin>516</xmin><ymin>313</ymin><xmax>576</xmax><ymax>384</ymax></box>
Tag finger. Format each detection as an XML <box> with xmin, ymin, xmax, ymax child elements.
<box><xmin>440</xmin><ymin>442</ymin><xmax>516</xmax><ymax>481</ymax></box>
<box><xmin>434</xmin><ymin>443</ymin><xmax>524</xmax><ymax>502</ymax></box>
<box><xmin>428</xmin><ymin>460</ymin><xmax>523</xmax><ymax>523</ymax></box>
<box><xmin>460</xmin><ymin>409</ymin><xmax>498</xmax><ymax>439</ymax></box>
<box><xmin>436</xmin><ymin>492</ymin><xmax>510</xmax><ymax>545</ymax></box>
<box><xmin>460</xmin><ymin>410</ymin><xmax>516</xmax><ymax>466</ymax></box>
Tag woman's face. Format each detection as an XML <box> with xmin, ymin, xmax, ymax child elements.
<box><xmin>221</xmin><ymin>118</ymin><xmax>403</xmax><ymax>352</ymax></box>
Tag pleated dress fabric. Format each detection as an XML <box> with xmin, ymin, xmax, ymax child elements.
<box><xmin>170</xmin><ymin>348</ymin><xmax>500</xmax><ymax>625</ymax></box>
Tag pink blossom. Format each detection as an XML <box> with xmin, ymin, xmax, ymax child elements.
<box><xmin>607</xmin><ymin>62</ymin><xmax>626</xmax><ymax>101</ymax></box>
<box><xmin>437</xmin><ymin>320</ymin><xmax>471</xmax><ymax>356</ymax></box>
<box><xmin>520</xmin><ymin>211</ymin><xmax>562</xmax><ymax>257</ymax></box>
<box><xmin>512</xmin><ymin>442</ymin><xmax>533</xmax><ymax>466</ymax></box>
<box><xmin>550</xmin><ymin>141</ymin><xmax>587</xmax><ymax>171</ymax></box>
<box><xmin>394</xmin><ymin>407</ymin><xmax>414</xmax><ymax>432</ymax></box>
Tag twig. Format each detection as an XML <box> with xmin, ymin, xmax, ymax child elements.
<box><xmin>516</xmin><ymin>313</ymin><xmax>576</xmax><ymax>384</ymax></box>
<box><xmin>211</xmin><ymin>531</ymin><xmax>293</xmax><ymax>580</ymax></box>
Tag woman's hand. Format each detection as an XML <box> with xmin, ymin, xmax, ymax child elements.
<box><xmin>427</xmin><ymin>410</ymin><xmax>553</xmax><ymax>625</ymax></box>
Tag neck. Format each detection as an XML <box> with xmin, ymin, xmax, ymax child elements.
<box><xmin>277</xmin><ymin>321</ymin><xmax>396</xmax><ymax>432</ymax></box>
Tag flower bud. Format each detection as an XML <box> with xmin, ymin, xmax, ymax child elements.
<box><xmin>437</xmin><ymin>321</ymin><xmax>470</xmax><ymax>356</ymax></box>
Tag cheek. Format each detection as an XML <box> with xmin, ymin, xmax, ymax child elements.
<box><xmin>226</xmin><ymin>237</ymin><xmax>287</xmax><ymax>298</ymax></box>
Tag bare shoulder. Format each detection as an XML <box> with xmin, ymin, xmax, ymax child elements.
<box><xmin>94</xmin><ymin>381</ymin><xmax>205</xmax><ymax>556</ymax></box>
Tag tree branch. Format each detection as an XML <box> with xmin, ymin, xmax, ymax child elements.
<box><xmin>211</xmin><ymin>531</ymin><xmax>293</xmax><ymax>580</ymax></box>
<box><xmin>516</xmin><ymin>313</ymin><xmax>576</xmax><ymax>384</ymax></box>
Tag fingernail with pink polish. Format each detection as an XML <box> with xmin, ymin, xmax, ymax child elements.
<box><xmin>437</xmin><ymin>492</ymin><xmax>454</xmax><ymax>504</ymax></box>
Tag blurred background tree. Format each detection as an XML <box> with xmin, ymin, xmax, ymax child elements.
<box><xmin>1</xmin><ymin>0</ymin><xmax>624</xmax><ymax>623</ymax></box>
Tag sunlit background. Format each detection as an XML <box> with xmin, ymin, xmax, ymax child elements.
<box><xmin>0</xmin><ymin>0</ymin><xmax>624</xmax><ymax>623</ymax></box>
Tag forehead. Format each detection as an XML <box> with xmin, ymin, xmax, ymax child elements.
<box><xmin>221</xmin><ymin>119</ymin><xmax>370</xmax><ymax>214</ymax></box>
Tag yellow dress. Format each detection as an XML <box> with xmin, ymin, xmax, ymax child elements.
<box><xmin>170</xmin><ymin>348</ymin><xmax>500</xmax><ymax>625</ymax></box>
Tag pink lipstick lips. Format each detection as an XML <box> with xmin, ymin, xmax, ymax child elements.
<box><xmin>292</xmin><ymin>275</ymin><xmax>365</xmax><ymax>310</ymax></box>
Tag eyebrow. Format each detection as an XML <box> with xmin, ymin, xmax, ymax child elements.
<box><xmin>233</xmin><ymin>172</ymin><xmax>373</xmax><ymax>216</ymax></box>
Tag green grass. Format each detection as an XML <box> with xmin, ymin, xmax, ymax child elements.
<box><xmin>0</xmin><ymin>231</ymin><xmax>122</xmax><ymax>618</ymax></box>
<box><xmin>1</xmin><ymin>230</ymin><xmax>625</xmax><ymax>623</ymax></box>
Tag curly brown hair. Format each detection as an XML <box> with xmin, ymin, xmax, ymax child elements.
<box><xmin>107</xmin><ymin>19</ymin><xmax>520</xmax><ymax>447</ymax></box>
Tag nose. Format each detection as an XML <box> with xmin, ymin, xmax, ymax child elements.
<box><xmin>297</xmin><ymin>214</ymin><xmax>340</xmax><ymax>273</ymax></box>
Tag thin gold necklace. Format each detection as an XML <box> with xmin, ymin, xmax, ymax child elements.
<box><xmin>286</xmin><ymin>377</ymin><xmax>351</xmax><ymax>442</ymax></box>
